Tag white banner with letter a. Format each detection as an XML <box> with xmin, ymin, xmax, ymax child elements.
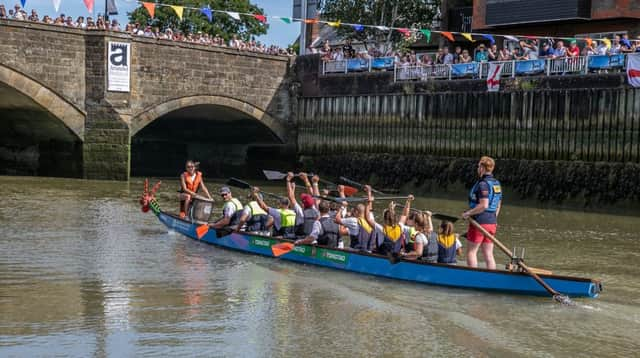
<box><xmin>107</xmin><ymin>41</ymin><xmax>131</xmax><ymax>92</ymax></box>
<box><xmin>486</xmin><ymin>62</ymin><xmax>504</xmax><ymax>92</ymax></box>
<box><xmin>627</xmin><ymin>54</ymin><xmax>640</xmax><ymax>88</ymax></box>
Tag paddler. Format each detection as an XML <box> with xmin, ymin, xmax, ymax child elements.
<box><xmin>178</xmin><ymin>160</ymin><xmax>212</xmax><ymax>219</ymax></box>
<box><xmin>363</xmin><ymin>185</ymin><xmax>414</xmax><ymax>255</ymax></box>
<box><xmin>210</xmin><ymin>186</ymin><xmax>243</xmax><ymax>229</ymax></box>
<box><xmin>234</xmin><ymin>192</ymin><xmax>273</xmax><ymax>234</ymax></box>
<box><xmin>253</xmin><ymin>186</ymin><xmax>297</xmax><ymax>239</ymax></box>
<box><xmin>462</xmin><ymin>156</ymin><xmax>502</xmax><ymax>269</ymax></box>
<box><xmin>335</xmin><ymin>201</ymin><xmax>373</xmax><ymax>251</ymax></box>
<box><xmin>295</xmin><ymin>200</ymin><xmax>341</xmax><ymax>248</ymax></box>
<box><xmin>286</xmin><ymin>172</ymin><xmax>319</xmax><ymax>237</ymax></box>
<box><xmin>403</xmin><ymin>212</ymin><xmax>438</xmax><ymax>262</ymax></box>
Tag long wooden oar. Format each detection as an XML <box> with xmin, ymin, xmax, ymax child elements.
<box><xmin>339</xmin><ymin>176</ymin><xmax>385</xmax><ymax>194</ymax></box>
<box><xmin>467</xmin><ymin>218</ymin><xmax>573</xmax><ymax>305</ymax></box>
<box><xmin>226</xmin><ymin>178</ymin><xmax>282</xmax><ymax>200</ymax></box>
<box><xmin>263</xmin><ymin>170</ymin><xmax>358</xmax><ymax>196</ymax></box>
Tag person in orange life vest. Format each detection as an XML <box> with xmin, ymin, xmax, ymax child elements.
<box><xmin>462</xmin><ymin>156</ymin><xmax>502</xmax><ymax>270</ymax></box>
<box><xmin>363</xmin><ymin>185</ymin><xmax>414</xmax><ymax>255</ymax></box>
<box><xmin>178</xmin><ymin>160</ymin><xmax>211</xmax><ymax>218</ymax></box>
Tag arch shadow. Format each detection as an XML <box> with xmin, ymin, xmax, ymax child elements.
<box><xmin>0</xmin><ymin>64</ymin><xmax>85</xmax><ymax>141</ymax></box>
<box><xmin>130</xmin><ymin>95</ymin><xmax>288</xmax><ymax>144</ymax></box>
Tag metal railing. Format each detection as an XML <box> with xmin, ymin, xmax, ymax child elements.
<box><xmin>322</xmin><ymin>54</ymin><xmax>632</xmax><ymax>82</ymax></box>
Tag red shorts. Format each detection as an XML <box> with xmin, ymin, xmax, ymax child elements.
<box><xmin>466</xmin><ymin>223</ymin><xmax>497</xmax><ymax>244</ymax></box>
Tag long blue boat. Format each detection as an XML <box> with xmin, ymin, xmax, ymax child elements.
<box><xmin>145</xmin><ymin>199</ymin><xmax>602</xmax><ymax>299</ymax></box>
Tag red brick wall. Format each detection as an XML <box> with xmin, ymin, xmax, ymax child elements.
<box><xmin>592</xmin><ymin>0</ymin><xmax>640</xmax><ymax>19</ymax></box>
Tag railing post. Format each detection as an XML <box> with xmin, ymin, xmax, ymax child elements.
<box><xmin>583</xmin><ymin>56</ymin><xmax>588</xmax><ymax>74</ymax></box>
<box><xmin>368</xmin><ymin>58</ymin><xmax>372</xmax><ymax>72</ymax></box>
<box><xmin>394</xmin><ymin>62</ymin><xmax>397</xmax><ymax>82</ymax></box>
<box><xmin>322</xmin><ymin>60</ymin><xmax>326</xmax><ymax>75</ymax></box>
<box><xmin>448</xmin><ymin>64</ymin><xmax>452</xmax><ymax>80</ymax></box>
<box><xmin>511</xmin><ymin>60</ymin><xmax>515</xmax><ymax>78</ymax></box>
<box><xmin>546</xmin><ymin>58</ymin><xmax>551</xmax><ymax>75</ymax></box>
<box><xmin>344</xmin><ymin>60</ymin><xmax>348</xmax><ymax>74</ymax></box>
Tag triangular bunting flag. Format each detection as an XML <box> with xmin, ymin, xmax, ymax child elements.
<box><xmin>227</xmin><ymin>11</ymin><xmax>240</xmax><ymax>20</ymax></box>
<box><xmin>106</xmin><ymin>0</ymin><xmax>117</xmax><ymax>15</ymax></box>
<box><xmin>352</xmin><ymin>24</ymin><xmax>364</xmax><ymax>31</ymax></box>
<box><xmin>200</xmin><ymin>7</ymin><xmax>212</xmax><ymax>22</ymax></box>
<box><xmin>20</xmin><ymin>0</ymin><xmax>26</xmax><ymax>8</ymax></box>
<box><xmin>602</xmin><ymin>38</ymin><xmax>611</xmax><ymax>48</ymax></box>
<box><xmin>375</xmin><ymin>26</ymin><xmax>389</xmax><ymax>31</ymax></box>
<box><xmin>420</xmin><ymin>29</ymin><xmax>431</xmax><ymax>42</ymax></box>
<box><xmin>142</xmin><ymin>2</ymin><xmax>155</xmax><ymax>18</ymax></box>
<box><xmin>254</xmin><ymin>14</ymin><xmax>267</xmax><ymax>23</ymax></box>
<box><xmin>83</xmin><ymin>0</ymin><xmax>94</xmax><ymax>13</ymax></box>
<box><xmin>304</xmin><ymin>18</ymin><xmax>318</xmax><ymax>24</ymax></box>
<box><xmin>504</xmin><ymin>35</ymin><xmax>519</xmax><ymax>42</ymax></box>
<box><xmin>585</xmin><ymin>38</ymin><xmax>593</xmax><ymax>47</ymax></box>
<box><xmin>278</xmin><ymin>17</ymin><xmax>292</xmax><ymax>24</ymax></box>
<box><xmin>52</xmin><ymin>0</ymin><xmax>61</xmax><ymax>12</ymax></box>
<box><xmin>170</xmin><ymin>5</ymin><xmax>183</xmax><ymax>20</ymax></box>
<box><xmin>461</xmin><ymin>33</ymin><xmax>474</xmax><ymax>42</ymax></box>
<box><xmin>525</xmin><ymin>35</ymin><xmax>537</xmax><ymax>39</ymax></box>
<box><xmin>397</xmin><ymin>28</ymin><xmax>411</xmax><ymax>37</ymax></box>
<box><xmin>441</xmin><ymin>31</ymin><xmax>455</xmax><ymax>42</ymax></box>
<box><xmin>327</xmin><ymin>20</ymin><xmax>341</xmax><ymax>27</ymax></box>
<box><xmin>481</xmin><ymin>34</ymin><xmax>495</xmax><ymax>44</ymax></box>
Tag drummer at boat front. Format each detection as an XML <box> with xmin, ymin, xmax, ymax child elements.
<box><xmin>462</xmin><ymin>156</ymin><xmax>502</xmax><ymax>270</ymax></box>
<box><xmin>178</xmin><ymin>160</ymin><xmax>212</xmax><ymax>219</ymax></box>
<box><xmin>210</xmin><ymin>186</ymin><xmax>243</xmax><ymax>229</ymax></box>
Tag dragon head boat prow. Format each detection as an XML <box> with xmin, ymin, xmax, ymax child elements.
<box><xmin>140</xmin><ymin>179</ymin><xmax>162</xmax><ymax>213</ymax></box>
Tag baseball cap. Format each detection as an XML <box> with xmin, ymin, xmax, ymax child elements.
<box><xmin>219</xmin><ymin>186</ymin><xmax>231</xmax><ymax>195</ymax></box>
<box><xmin>300</xmin><ymin>193</ymin><xmax>315</xmax><ymax>209</ymax></box>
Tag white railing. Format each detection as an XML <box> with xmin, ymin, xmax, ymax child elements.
<box><xmin>546</xmin><ymin>56</ymin><xmax>589</xmax><ymax>75</ymax></box>
<box><xmin>323</xmin><ymin>60</ymin><xmax>348</xmax><ymax>74</ymax></box>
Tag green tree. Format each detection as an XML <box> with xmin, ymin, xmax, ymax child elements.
<box><xmin>320</xmin><ymin>0</ymin><xmax>440</xmax><ymax>50</ymax></box>
<box><xmin>128</xmin><ymin>0</ymin><xmax>268</xmax><ymax>41</ymax></box>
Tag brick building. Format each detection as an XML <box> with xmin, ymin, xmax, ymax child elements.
<box><xmin>471</xmin><ymin>0</ymin><xmax>640</xmax><ymax>38</ymax></box>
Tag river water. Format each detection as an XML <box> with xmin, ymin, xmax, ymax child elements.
<box><xmin>0</xmin><ymin>176</ymin><xmax>638</xmax><ymax>357</ymax></box>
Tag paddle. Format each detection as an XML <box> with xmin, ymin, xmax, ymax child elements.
<box><xmin>339</xmin><ymin>176</ymin><xmax>385</xmax><ymax>194</ymax></box>
<box><xmin>271</xmin><ymin>242</ymin><xmax>295</xmax><ymax>257</ymax></box>
<box><xmin>196</xmin><ymin>224</ymin><xmax>209</xmax><ymax>239</ymax></box>
<box><xmin>316</xmin><ymin>195</ymin><xmax>411</xmax><ymax>204</ymax></box>
<box><xmin>226</xmin><ymin>178</ymin><xmax>282</xmax><ymax>200</ymax></box>
<box><xmin>467</xmin><ymin>218</ymin><xmax>573</xmax><ymax>305</ymax></box>
<box><xmin>263</xmin><ymin>170</ymin><xmax>358</xmax><ymax>196</ymax></box>
<box><xmin>395</xmin><ymin>204</ymin><xmax>460</xmax><ymax>223</ymax></box>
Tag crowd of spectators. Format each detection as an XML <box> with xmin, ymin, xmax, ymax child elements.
<box><xmin>318</xmin><ymin>34</ymin><xmax>640</xmax><ymax>67</ymax></box>
<box><xmin>0</xmin><ymin>3</ymin><xmax>294</xmax><ymax>56</ymax></box>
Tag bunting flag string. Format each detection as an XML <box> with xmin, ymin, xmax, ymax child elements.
<box><xmin>142</xmin><ymin>2</ymin><xmax>155</xmax><ymax>19</ymax></box>
<box><xmin>52</xmin><ymin>0</ymin><xmax>61</xmax><ymax>12</ymax></box>
<box><xmin>20</xmin><ymin>0</ymin><xmax>26</xmax><ymax>9</ymax></box>
<box><xmin>131</xmin><ymin>1</ymin><xmax>616</xmax><ymax>44</ymax></box>
<box><xmin>170</xmin><ymin>5</ymin><xmax>183</xmax><ymax>20</ymax></box>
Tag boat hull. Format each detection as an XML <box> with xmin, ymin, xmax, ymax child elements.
<box><xmin>157</xmin><ymin>211</ymin><xmax>601</xmax><ymax>298</ymax></box>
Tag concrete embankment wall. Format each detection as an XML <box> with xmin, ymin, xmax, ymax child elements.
<box><xmin>294</xmin><ymin>55</ymin><xmax>640</xmax><ymax>205</ymax></box>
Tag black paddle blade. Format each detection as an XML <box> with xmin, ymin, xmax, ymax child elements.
<box><xmin>227</xmin><ymin>177</ymin><xmax>251</xmax><ymax>190</ymax></box>
<box><xmin>553</xmin><ymin>294</ymin><xmax>575</xmax><ymax>306</ymax></box>
<box><xmin>432</xmin><ymin>213</ymin><xmax>460</xmax><ymax>223</ymax></box>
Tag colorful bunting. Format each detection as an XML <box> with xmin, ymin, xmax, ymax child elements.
<box><xmin>200</xmin><ymin>7</ymin><xmax>212</xmax><ymax>22</ymax></box>
<box><xmin>481</xmin><ymin>34</ymin><xmax>495</xmax><ymax>44</ymax></box>
<box><xmin>375</xmin><ymin>26</ymin><xmax>389</xmax><ymax>31</ymax></box>
<box><xmin>254</xmin><ymin>14</ymin><xmax>267</xmax><ymax>23</ymax></box>
<box><xmin>142</xmin><ymin>2</ymin><xmax>155</xmax><ymax>18</ymax></box>
<box><xmin>327</xmin><ymin>20</ymin><xmax>341</xmax><ymax>27</ymax></box>
<box><xmin>397</xmin><ymin>28</ymin><xmax>411</xmax><ymax>38</ymax></box>
<box><xmin>461</xmin><ymin>33</ymin><xmax>474</xmax><ymax>42</ymax></box>
<box><xmin>352</xmin><ymin>24</ymin><xmax>364</xmax><ymax>31</ymax></box>
<box><xmin>20</xmin><ymin>0</ymin><xmax>26</xmax><ymax>8</ymax></box>
<box><xmin>227</xmin><ymin>11</ymin><xmax>240</xmax><ymax>20</ymax></box>
<box><xmin>602</xmin><ymin>38</ymin><xmax>611</xmax><ymax>48</ymax></box>
<box><xmin>441</xmin><ymin>32</ymin><xmax>455</xmax><ymax>42</ymax></box>
<box><xmin>504</xmin><ymin>35</ymin><xmax>520</xmax><ymax>42</ymax></box>
<box><xmin>52</xmin><ymin>0</ymin><xmax>61</xmax><ymax>12</ymax></box>
<box><xmin>304</xmin><ymin>18</ymin><xmax>318</xmax><ymax>24</ymax></box>
<box><xmin>83</xmin><ymin>0</ymin><xmax>93</xmax><ymax>13</ymax></box>
<box><xmin>420</xmin><ymin>29</ymin><xmax>431</xmax><ymax>42</ymax></box>
<box><xmin>585</xmin><ymin>38</ymin><xmax>593</xmax><ymax>47</ymax></box>
<box><xmin>171</xmin><ymin>5</ymin><xmax>184</xmax><ymax>20</ymax></box>
<box><xmin>278</xmin><ymin>16</ymin><xmax>292</xmax><ymax>24</ymax></box>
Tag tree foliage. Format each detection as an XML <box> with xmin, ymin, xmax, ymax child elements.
<box><xmin>128</xmin><ymin>0</ymin><xmax>267</xmax><ymax>41</ymax></box>
<box><xmin>320</xmin><ymin>0</ymin><xmax>440</xmax><ymax>49</ymax></box>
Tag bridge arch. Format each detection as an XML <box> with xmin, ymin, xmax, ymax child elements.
<box><xmin>0</xmin><ymin>64</ymin><xmax>85</xmax><ymax>141</ymax></box>
<box><xmin>130</xmin><ymin>95</ymin><xmax>288</xmax><ymax>143</ymax></box>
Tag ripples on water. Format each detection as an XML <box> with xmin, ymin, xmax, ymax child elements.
<box><xmin>0</xmin><ymin>176</ymin><xmax>639</xmax><ymax>357</ymax></box>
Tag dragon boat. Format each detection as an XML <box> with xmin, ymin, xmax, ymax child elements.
<box><xmin>140</xmin><ymin>181</ymin><xmax>602</xmax><ymax>299</ymax></box>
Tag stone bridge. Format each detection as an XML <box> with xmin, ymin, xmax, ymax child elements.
<box><xmin>0</xmin><ymin>19</ymin><xmax>294</xmax><ymax>180</ymax></box>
